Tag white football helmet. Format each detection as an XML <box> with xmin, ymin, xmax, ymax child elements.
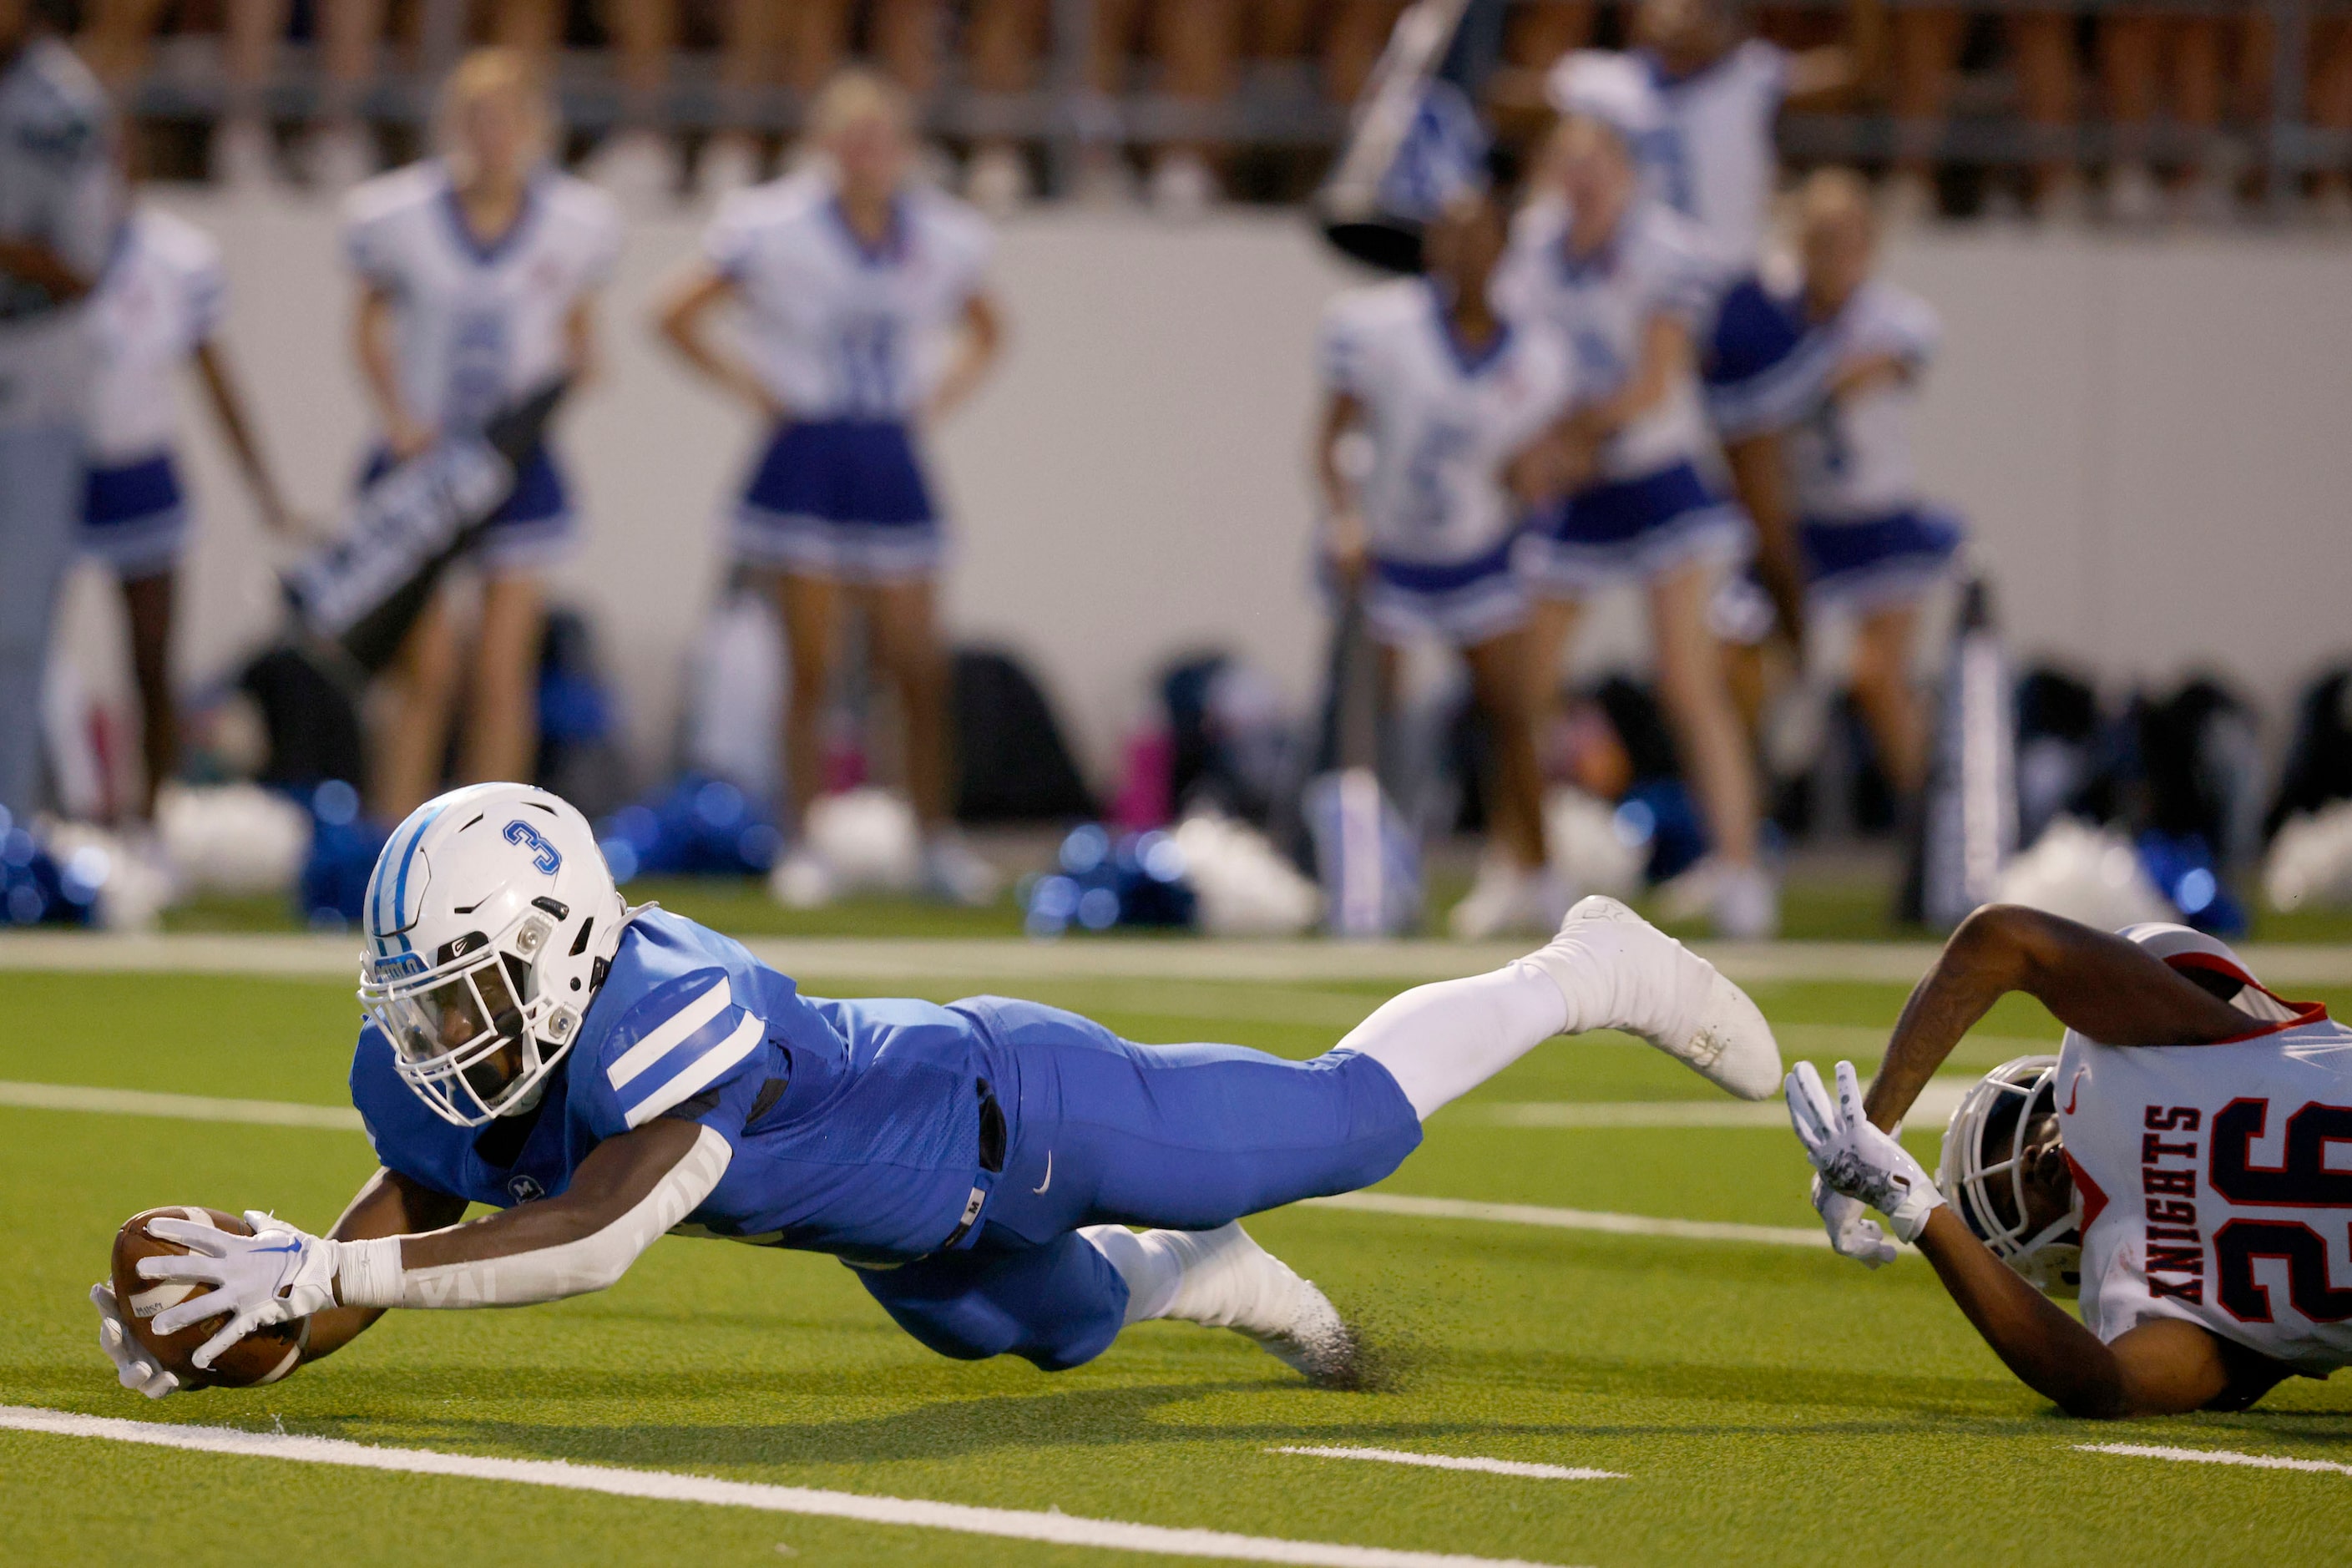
<box><xmin>1937</xmin><ymin>1054</ymin><xmax>2081</xmax><ymax>1297</ymax></box>
<box><xmin>357</xmin><ymin>783</ymin><xmax>629</xmax><ymax>1126</ymax></box>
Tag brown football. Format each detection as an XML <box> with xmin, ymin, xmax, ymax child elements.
<box><xmin>110</xmin><ymin>1206</ymin><xmax>310</xmax><ymax>1389</ymax></box>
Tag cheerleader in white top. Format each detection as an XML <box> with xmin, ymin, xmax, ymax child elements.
<box><xmin>343</xmin><ymin>51</ymin><xmax>620</xmax><ymax>820</ymax></box>
<box><xmin>1314</xmin><ymin>180</ymin><xmax>1576</xmax><ymax>939</ymax></box>
<box><xmin>656</xmin><ymin>70</ymin><xmax>1005</xmax><ymax>908</ymax></box>
<box><xmin>1778</xmin><ymin>169</ymin><xmax>1961</xmax><ymax>801</ymax></box>
<box><xmin>1500</xmin><ymin>52</ymin><xmax>1774</xmax><ymax>939</ymax></box>
<box><xmin>82</xmin><ymin>203</ymin><xmax>296</xmax><ymax>818</ymax></box>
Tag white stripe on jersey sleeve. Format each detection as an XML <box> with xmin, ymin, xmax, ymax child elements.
<box><xmin>606</xmin><ymin>976</ymin><xmax>733</xmax><ymax>1091</ymax></box>
<box><xmin>622</xmin><ymin>1014</ymin><xmax>764</xmax><ymax>1129</ymax></box>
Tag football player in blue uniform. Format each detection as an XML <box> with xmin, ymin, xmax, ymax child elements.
<box><xmin>95</xmin><ymin>781</ymin><xmax>1781</xmax><ymax>1399</ymax></box>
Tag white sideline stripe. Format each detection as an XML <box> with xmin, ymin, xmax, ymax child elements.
<box><xmin>0</xmin><ymin>1079</ymin><xmax>1850</xmax><ymax>1252</ymax></box>
<box><xmin>623</xmin><ymin>1014</ymin><xmax>766</xmax><ymax>1128</ymax></box>
<box><xmin>1302</xmin><ymin>1191</ymin><xmax>1839</xmax><ymax>1250</ymax></box>
<box><xmin>605</xmin><ymin>977</ymin><xmax>734</xmax><ymax>1090</ymax></box>
<box><xmin>1270</xmin><ymin>1447</ymin><xmax>1626</xmax><ymax>1482</ymax></box>
<box><xmin>0</xmin><ymin>1080</ymin><xmax>363</xmax><ymax>1130</ymax></box>
<box><xmin>1466</xmin><ymin>1080</ymin><xmax>1969</xmax><ymax>1130</ymax></box>
<box><xmin>0</xmin><ymin>1408</ymin><xmax>1565</xmax><ymax>1568</ymax></box>
<box><xmin>2075</xmin><ymin>1443</ymin><xmax>2352</xmax><ymax>1476</ymax></box>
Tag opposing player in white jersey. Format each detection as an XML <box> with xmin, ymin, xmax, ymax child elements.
<box><xmin>342</xmin><ymin>49</ymin><xmax>620</xmax><ymax>820</ymax></box>
<box><xmin>83</xmin><ymin>204</ymin><xmax>297</xmax><ymax>818</ymax></box>
<box><xmin>1315</xmin><ymin>180</ymin><xmax>1576</xmax><ymax>938</ymax></box>
<box><xmin>1597</xmin><ymin>0</ymin><xmax>1867</xmax><ymax>643</ymax></box>
<box><xmin>1791</xmin><ymin>905</ymin><xmax>2352</xmax><ymax>1415</ymax></box>
<box><xmin>656</xmin><ymin>68</ymin><xmax>1005</xmax><ymax>909</ymax></box>
<box><xmin>1497</xmin><ymin>52</ymin><xmax>1773</xmax><ymax>939</ymax></box>
<box><xmin>0</xmin><ymin>12</ymin><xmax>116</xmax><ymax>826</ymax></box>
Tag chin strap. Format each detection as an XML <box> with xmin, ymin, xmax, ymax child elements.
<box><xmin>338</xmin><ymin>1125</ymin><xmax>732</xmax><ymax>1309</ymax></box>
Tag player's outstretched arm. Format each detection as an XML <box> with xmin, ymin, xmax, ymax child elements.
<box><xmin>300</xmin><ymin>1167</ymin><xmax>468</xmax><ymax>1363</ymax></box>
<box><xmin>1864</xmin><ymin>904</ymin><xmax>2249</xmax><ymax>1130</ymax></box>
<box><xmin>1913</xmin><ymin>1206</ymin><xmax>2238</xmax><ymax>1417</ymax></box>
<box><xmin>139</xmin><ymin>1119</ymin><xmax>730</xmax><ymax>1368</ymax></box>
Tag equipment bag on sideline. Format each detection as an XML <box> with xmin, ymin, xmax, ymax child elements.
<box><xmin>2267</xmin><ymin>665</ymin><xmax>2352</xmax><ymax>840</ymax></box>
<box><xmin>952</xmin><ymin>647</ymin><xmax>1096</xmax><ymax>822</ymax></box>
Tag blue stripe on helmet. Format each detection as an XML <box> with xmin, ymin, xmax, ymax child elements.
<box><xmin>382</xmin><ymin>797</ymin><xmax>451</xmax><ymax>953</ymax></box>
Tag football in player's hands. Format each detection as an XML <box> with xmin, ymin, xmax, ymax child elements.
<box><xmin>109</xmin><ymin>1207</ymin><xmax>309</xmax><ymax>1389</ymax></box>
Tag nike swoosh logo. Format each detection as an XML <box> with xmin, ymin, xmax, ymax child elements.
<box><xmin>1032</xmin><ymin>1151</ymin><xmax>1053</xmax><ymax>1195</ymax></box>
<box><xmin>2063</xmin><ymin>1070</ymin><xmax>2086</xmax><ymax>1115</ymax></box>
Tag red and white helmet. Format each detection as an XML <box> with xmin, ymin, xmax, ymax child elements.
<box><xmin>357</xmin><ymin>783</ymin><xmax>629</xmax><ymax>1126</ymax></box>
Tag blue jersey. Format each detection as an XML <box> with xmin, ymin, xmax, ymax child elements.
<box><xmin>351</xmin><ymin>907</ymin><xmax>992</xmax><ymax>1262</ymax></box>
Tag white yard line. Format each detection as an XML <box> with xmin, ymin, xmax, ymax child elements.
<box><xmin>2074</xmin><ymin>1443</ymin><xmax>2352</xmax><ymax>1476</ymax></box>
<box><xmin>1268</xmin><ymin>1447</ymin><xmax>1625</xmax><ymax>1482</ymax></box>
<box><xmin>0</xmin><ymin>1407</ymin><xmax>1567</xmax><ymax>1568</ymax></box>
<box><xmin>8</xmin><ymin>931</ymin><xmax>2349</xmax><ymax>986</ymax></box>
<box><xmin>1464</xmin><ymin>1080</ymin><xmax>1969</xmax><ymax>1130</ymax></box>
<box><xmin>0</xmin><ymin>1080</ymin><xmax>362</xmax><ymax>1130</ymax></box>
<box><xmin>1300</xmin><ymin>1191</ymin><xmax>1836</xmax><ymax>1250</ymax></box>
<box><xmin>0</xmin><ymin>1079</ymin><xmax>1855</xmax><ymax>1252</ymax></box>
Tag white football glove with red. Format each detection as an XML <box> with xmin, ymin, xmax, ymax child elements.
<box><xmin>1788</xmin><ymin>1060</ymin><xmax>1945</xmax><ymax>1245</ymax></box>
<box><xmin>136</xmin><ymin>1211</ymin><xmax>345</xmax><ymax>1369</ymax></box>
<box><xmin>90</xmin><ymin>1281</ymin><xmax>179</xmax><ymax>1399</ymax></box>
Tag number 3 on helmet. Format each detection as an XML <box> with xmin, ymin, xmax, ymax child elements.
<box><xmin>358</xmin><ymin>782</ymin><xmax>630</xmax><ymax>1126</ymax></box>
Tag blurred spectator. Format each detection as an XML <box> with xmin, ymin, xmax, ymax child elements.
<box><xmin>2011</xmin><ymin>3</ymin><xmax>2082</xmax><ymax>216</ymax></box>
<box><xmin>0</xmin><ymin>4</ymin><xmax>119</xmax><ymax>828</ymax></box>
<box><xmin>2101</xmin><ymin>3</ymin><xmax>2233</xmax><ymax>221</ymax></box>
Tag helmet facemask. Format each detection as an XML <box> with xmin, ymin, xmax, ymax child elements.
<box><xmin>1937</xmin><ymin>1055</ymin><xmax>2082</xmax><ymax>1296</ymax></box>
<box><xmin>361</xmin><ymin>903</ymin><xmax>585</xmax><ymax>1126</ymax></box>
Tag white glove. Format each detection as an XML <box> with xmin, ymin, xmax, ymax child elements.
<box><xmin>1787</xmin><ymin>1060</ymin><xmax>1945</xmax><ymax>1245</ymax></box>
<box><xmin>137</xmin><ymin>1211</ymin><xmax>342</xmax><ymax>1369</ymax></box>
<box><xmin>90</xmin><ymin>1281</ymin><xmax>180</xmax><ymax>1399</ymax></box>
<box><xmin>1810</xmin><ymin>1175</ymin><xmax>1898</xmax><ymax>1267</ymax></box>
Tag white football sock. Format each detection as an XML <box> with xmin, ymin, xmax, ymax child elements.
<box><xmin>1337</xmin><ymin>959</ymin><xmax>1570</xmax><ymax>1120</ymax></box>
<box><xmin>1080</xmin><ymin>1224</ymin><xmax>1182</xmax><ymax>1323</ymax></box>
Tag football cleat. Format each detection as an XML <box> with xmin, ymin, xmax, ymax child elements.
<box><xmin>1152</xmin><ymin>1222</ymin><xmax>1359</xmax><ymax>1388</ymax></box>
<box><xmin>1525</xmin><ymin>895</ymin><xmax>1783</xmax><ymax>1100</ymax></box>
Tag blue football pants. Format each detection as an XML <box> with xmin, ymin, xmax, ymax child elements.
<box><xmin>851</xmin><ymin>999</ymin><xmax>1423</xmax><ymax>1370</ymax></box>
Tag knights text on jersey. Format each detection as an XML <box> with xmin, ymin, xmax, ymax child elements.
<box><xmin>341</xmin><ymin>161</ymin><xmax>620</xmax><ymax>432</ymax></box>
<box><xmin>2057</xmin><ymin>1004</ymin><xmax>2352</xmax><ymax>1373</ymax></box>
<box><xmin>701</xmin><ymin>171</ymin><xmax>993</xmax><ymax>421</ymax></box>
<box><xmin>87</xmin><ymin>207</ymin><xmax>226</xmax><ymax>462</ymax></box>
<box><xmin>351</xmin><ymin>908</ymin><xmax>993</xmax><ymax>1260</ymax></box>
<box><xmin>1318</xmin><ymin>277</ymin><xmax>1572</xmax><ymax>564</ymax></box>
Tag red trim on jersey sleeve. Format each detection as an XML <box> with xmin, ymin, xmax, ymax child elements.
<box><xmin>2064</xmin><ymin>1148</ymin><xmax>2110</xmax><ymax>1233</ymax></box>
<box><xmin>2162</xmin><ymin>953</ymin><xmax>2329</xmax><ymax>1042</ymax></box>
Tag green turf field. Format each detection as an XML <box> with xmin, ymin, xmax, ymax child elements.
<box><xmin>4</xmin><ymin>958</ymin><xmax>2351</xmax><ymax>1566</ymax></box>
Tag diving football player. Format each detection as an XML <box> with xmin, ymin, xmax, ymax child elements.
<box><xmin>97</xmin><ymin>781</ymin><xmax>1782</xmax><ymax>1398</ymax></box>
